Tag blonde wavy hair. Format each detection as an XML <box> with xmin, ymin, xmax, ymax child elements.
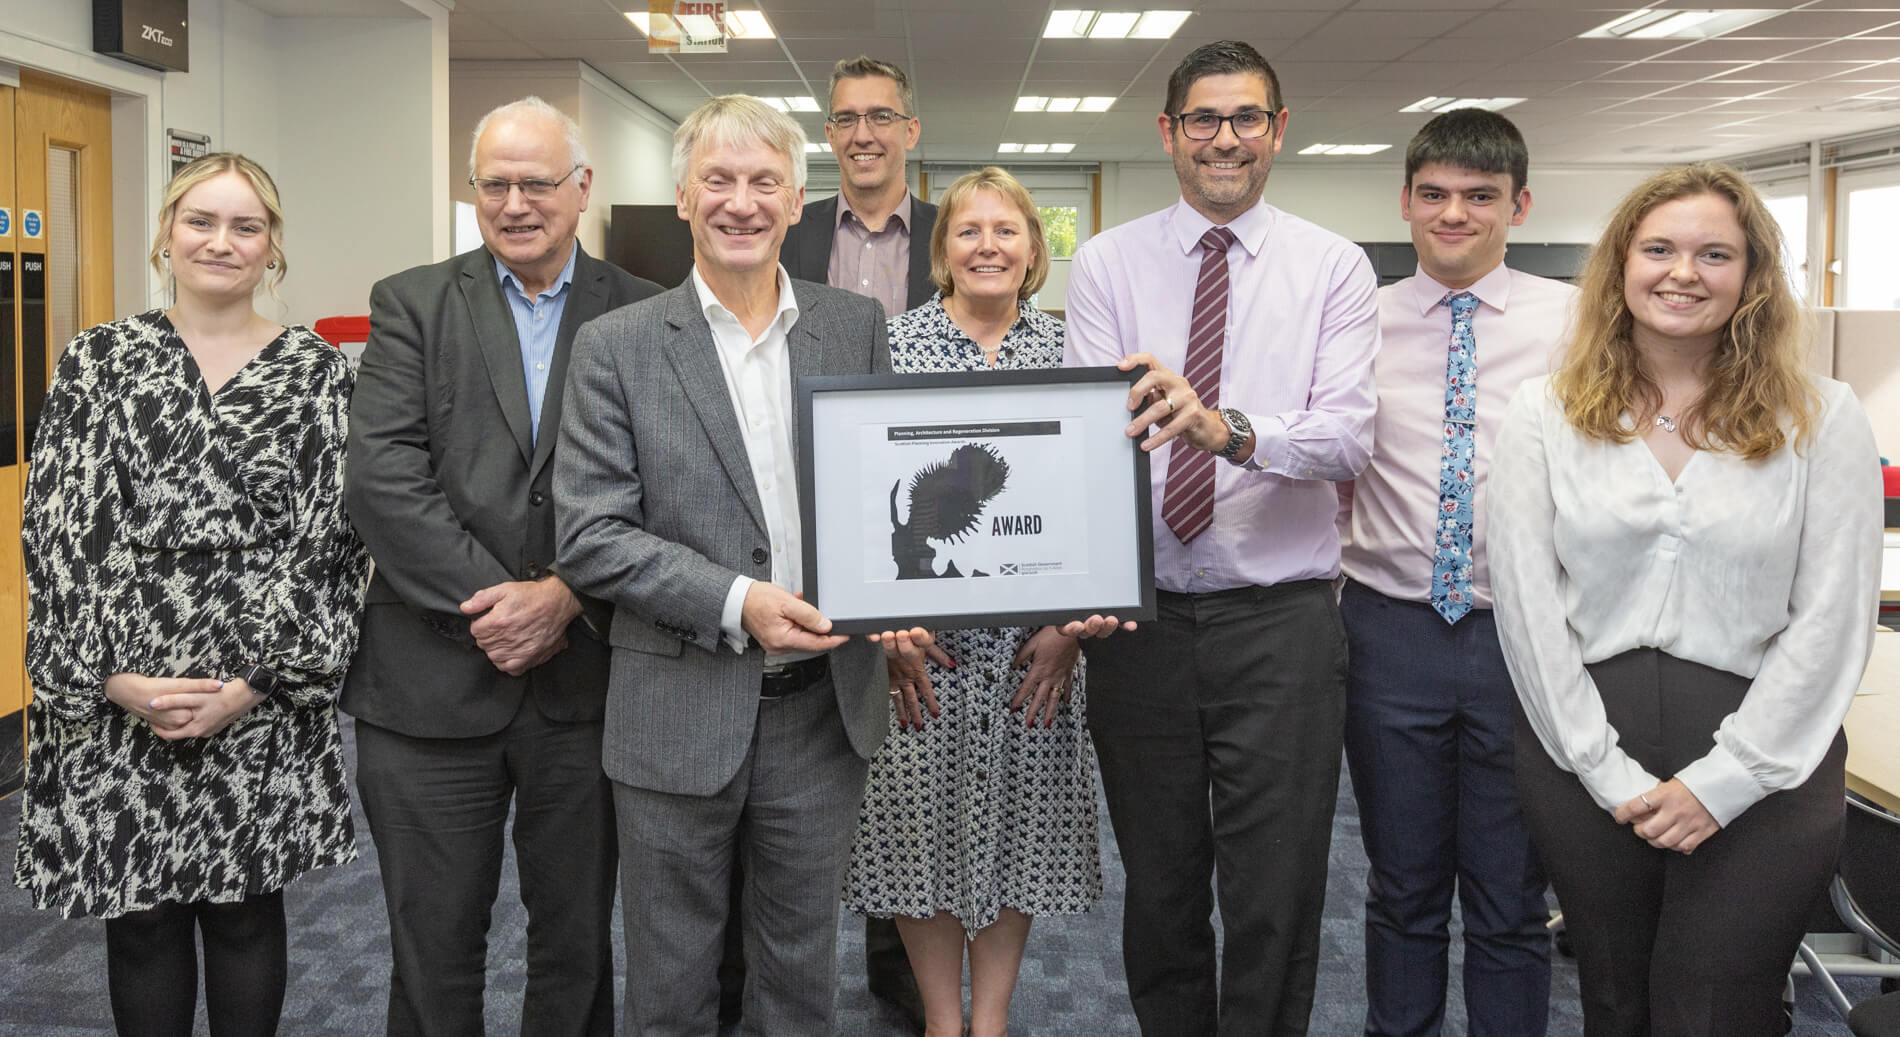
<box><xmin>1553</xmin><ymin>163</ymin><xmax>1815</xmax><ymax>458</ymax></box>
<box><xmin>929</xmin><ymin>167</ymin><xmax>1049</xmax><ymax>300</ymax></box>
<box><xmin>149</xmin><ymin>152</ymin><xmax>288</xmax><ymax>299</ymax></box>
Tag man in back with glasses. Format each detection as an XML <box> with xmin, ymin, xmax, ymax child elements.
<box><xmin>1063</xmin><ymin>40</ymin><xmax>1380</xmax><ymax>1035</ymax></box>
<box><xmin>776</xmin><ymin>53</ymin><xmax>935</xmax><ymax>1031</ymax></box>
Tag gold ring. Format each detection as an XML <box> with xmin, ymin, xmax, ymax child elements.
<box><xmin>1165</xmin><ymin>394</ymin><xmax>1175</xmax><ymax>412</ymax></box>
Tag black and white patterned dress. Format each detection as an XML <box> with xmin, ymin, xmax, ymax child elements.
<box><xmin>12</xmin><ymin>310</ymin><xmax>369</xmax><ymax>920</ymax></box>
<box><xmin>844</xmin><ymin>295</ymin><xmax>1102</xmax><ymax>935</ymax></box>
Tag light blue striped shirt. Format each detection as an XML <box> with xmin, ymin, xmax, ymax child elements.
<box><xmin>495</xmin><ymin>246</ymin><xmax>578</xmax><ymax>444</ymax></box>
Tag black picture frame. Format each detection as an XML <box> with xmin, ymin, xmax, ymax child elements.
<box><xmin>796</xmin><ymin>365</ymin><xmax>1156</xmax><ymax>634</ymax></box>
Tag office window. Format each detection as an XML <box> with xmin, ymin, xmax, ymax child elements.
<box><xmin>1840</xmin><ymin>176</ymin><xmax>1900</xmax><ymax>310</ymax></box>
<box><xmin>1040</xmin><ymin>205</ymin><xmax>1079</xmax><ymax>259</ymax></box>
<box><xmin>1760</xmin><ymin>192</ymin><xmax>1808</xmax><ymax>302</ymax></box>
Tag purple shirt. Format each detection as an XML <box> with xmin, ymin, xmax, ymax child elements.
<box><xmin>1064</xmin><ymin>198</ymin><xmax>1380</xmax><ymax>594</ymax></box>
<box><xmin>827</xmin><ymin>192</ymin><xmax>913</xmax><ymax>319</ymax></box>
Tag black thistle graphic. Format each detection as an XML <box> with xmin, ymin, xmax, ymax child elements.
<box><xmin>889</xmin><ymin>443</ymin><xmax>1011</xmax><ymax>579</ymax></box>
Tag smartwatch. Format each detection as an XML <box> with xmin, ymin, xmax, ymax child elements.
<box><xmin>1215</xmin><ymin>407</ymin><xmax>1253</xmax><ymax>461</ymax></box>
<box><xmin>236</xmin><ymin>663</ymin><xmax>280</xmax><ymax>698</ymax></box>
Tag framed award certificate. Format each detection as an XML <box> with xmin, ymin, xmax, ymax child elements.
<box><xmin>795</xmin><ymin>366</ymin><xmax>1155</xmax><ymax>634</ymax></box>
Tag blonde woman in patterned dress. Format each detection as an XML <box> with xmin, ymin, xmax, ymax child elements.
<box><xmin>11</xmin><ymin>153</ymin><xmax>367</xmax><ymax>1036</ymax></box>
<box><xmin>845</xmin><ymin>167</ymin><xmax>1104</xmax><ymax>1037</ymax></box>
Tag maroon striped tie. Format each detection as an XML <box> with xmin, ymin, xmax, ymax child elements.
<box><xmin>1161</xmin><ymin>226</ymin><xmax>1236</xmax><ymax>543</ymax></box>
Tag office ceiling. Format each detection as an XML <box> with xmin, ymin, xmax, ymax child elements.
<box><xmin>443</xmin><ymin>0</ymin><xmax>1900</xmax><ymax>166</ymax></box>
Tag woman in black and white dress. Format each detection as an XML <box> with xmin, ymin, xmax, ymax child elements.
<box><xmin>845</xmin><ymin>167</ymin><xmax>1102</xmax><ymax>1037</ymax></box>
<box><xmin>12</xmin><ymin>152</ymin><xmax>367</xmax><ymax>1036</ymax></box>
<box><xmin>1489</xmin><ymin>164</ymin><xmax>1882</xmax><ymax>1036</ymax></box>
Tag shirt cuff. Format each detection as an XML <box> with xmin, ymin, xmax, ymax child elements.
<box><xmin>1576</xmin><ymin>752</ymin><xmax>1662</xmax><ymax>815</ymax></box>
<box><xmin>1236</xmin><ymin>411</ymin><xmax>1283</xmax><ymax>472</ymax></box>
<box><xmin>1673</xmin><ymin>746</ymin><xmax>1761</xmax><ymax>829</ymax></box>
<box><xmin>721</xmin><ymin>576</ymin><xmax>754</xmax><ymax>655</ymax></box>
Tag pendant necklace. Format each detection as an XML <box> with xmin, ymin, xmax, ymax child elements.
<box><xmin>1655</xmin><ymin>414</ymin><xmax>1677</xmax><ymax>434</ymax></box>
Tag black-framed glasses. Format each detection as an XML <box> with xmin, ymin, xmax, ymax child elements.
<box><xmin>1173</xmin><ymin>109</ymin><xmax>1277</xmax><ymax>141</ymax></box>
<box><xmin>826</xmin><ymin>109</ymin><xmax>912</xmax><ymax>131</ymax></box>
<box><xmin>468</xmin><ymin>164</ymin><xmax>584</xmax><ymax>201</ymax></box>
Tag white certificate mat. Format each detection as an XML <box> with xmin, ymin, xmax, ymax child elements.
<box><xmin>797</xmin><ymin>367</ymin><xmax>1155</xmax><ymax>633</ymax></box>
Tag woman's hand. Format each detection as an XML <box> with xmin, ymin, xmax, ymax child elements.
<box><xmin>869</xmin><ymin>627</ymin><xmax>951</xmax><ymax>730</ymax></box>
<box><xmin>1008</xmin><ymin>626</ymin><xmax>1080</xmax><ymax>728</ymax></box>
<box><xmin>105</xmin><ymin>672</ymin><xmax>262</xmax><ymax>741</ymax></box>
<box><xmin>1613</xmin><ymin>778</ymin><xmax>1720</xmax><ymax>854</ymax></box>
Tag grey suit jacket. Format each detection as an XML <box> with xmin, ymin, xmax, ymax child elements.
<box><xmin>343</xmin><ymin>244</ymin><xmax>662</xmax><ymax>739</ymax></box>
<box><xmin>555</xmin><ymin>275</ymin><xmax>893</xmax><ymax>796</ymax></box>
<box><xmin>782</xmin><ymin>193</ymin><xmax>940</xmax><ymax>312</ymax></box>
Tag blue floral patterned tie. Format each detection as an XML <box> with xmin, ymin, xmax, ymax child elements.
<box><xmin>1432</xmin><ymin>292</ymin><xmax>1479</xmax><ymax>624</ymax></box>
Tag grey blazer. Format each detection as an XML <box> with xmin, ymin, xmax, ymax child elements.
<box><xmin>782</xmin><ymin>193</ymin><xmax>940</xmax><ymax>312</ymax></box>
<box><xmin>555</xmin><ymin>276</ymin><xmax>893</xmax><ymax>796</ymax></box>
<box><xmin>342</xmin><ymin>244</ymin><xmax>661</xmax><ymax>739</ymax></box>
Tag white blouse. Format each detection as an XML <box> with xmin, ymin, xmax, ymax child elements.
<box><xmin>1489</xmin><ymin>374</ymin><xmax>1883</xmax><ymax>827</ymax></box>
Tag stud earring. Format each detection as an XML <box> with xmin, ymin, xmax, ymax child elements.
<box><xmin>161</xmin><ymin>248</ymin><xmax>170</xmax><ymax>258</ymax></box>
<box><xmin>267</xmin><ymin>260</ymin><xmax>276</xmax><ymax>269</ymax></box>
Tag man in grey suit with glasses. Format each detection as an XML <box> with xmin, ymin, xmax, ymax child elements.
<box><xmin>554</xmin><ymin>93</ymin><xmax>894</xmax><ymax>1033</ymax></box>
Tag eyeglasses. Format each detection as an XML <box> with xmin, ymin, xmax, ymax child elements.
<box><xmin>1173</xmin><ymin>109</ymin><xmax>1277</xmax><ymax>141</ymax></box>
<box><xmin>826</xmin><ymin>109</ymin><xmax>912</xmax><ymax>131</ymax></box>
<box><xmin>469</xmin><ymin>164</ymin><xmax>583</xmax><ymax>201</ymax></box>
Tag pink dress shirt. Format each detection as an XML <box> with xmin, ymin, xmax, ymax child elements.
<box><xmin>1340</xmin><ymin>263</ymin><xmax>1576</xmax><ymax>609</ymax></box>
<box><xmin>1064</xmin><ymin>198</ymin><xmax>1380</xmax><ymax>594</ymax></box>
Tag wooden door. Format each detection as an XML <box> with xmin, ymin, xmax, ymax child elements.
<box><xmin>1</xmin><ymin>69</ymin><xmax>114</xmax><ymax>797</ymax></box>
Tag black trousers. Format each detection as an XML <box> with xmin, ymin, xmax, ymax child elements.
<box><xmin>354</xmin><ymin>703</ymin><xmax>617</xmax><ymax>1037</ymax></box>
<box><xmin>1083</xmin><ymin>581</ymin><xmax>1349</xmax><ymax>1037</ymax></box>
<box><xmin>1515</xmin><ymin>648</ymin><xmax>1846</xmax><ymax>1037</ymax></box>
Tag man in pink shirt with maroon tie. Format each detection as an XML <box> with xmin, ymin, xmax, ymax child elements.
<box><xmin>1064</xmin><ymin>40</ymin><xmax>1381</xmax><ymax>1035</ymax></box>
<box><xmin>1339</xmin><ymin>108</ymin><xmax>1577</xmax><ymax>1036</ymax></box>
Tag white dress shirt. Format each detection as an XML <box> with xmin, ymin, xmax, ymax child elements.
<box><xmin>1342</xmin><ymin>264</ymin><xmax>1576</xmax><ymax>608</ymax></box>
<box><xmin>693</xmin><ymin>265</ymin><xmax>808</xmax><ymax>658</ymax></box>
<box><xmin>1489</xmin><ymin>374</ymin><xmax>1883</xmax><ymax>827</ymax></box>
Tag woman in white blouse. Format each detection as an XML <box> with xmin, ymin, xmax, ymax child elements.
<box><xmin>1489</xmin><ymin>163</ymin><xmax>1882</xmax><ymax>1036</ymax></box>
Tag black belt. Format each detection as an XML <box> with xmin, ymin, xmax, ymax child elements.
<box><xmin>760</xmin><ymin>654</ymin><xmax>829</xmax><ymax>699</ymax></box>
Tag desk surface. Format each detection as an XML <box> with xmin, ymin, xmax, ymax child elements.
<box><xmin>1846</xmin><ymin>629</ymin><xmax>1900</xmax><ymax>814</ymax></box>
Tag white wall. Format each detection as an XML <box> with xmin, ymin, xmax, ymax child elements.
<box><xmin>0</xmin><ymin>0</ymin><xmax>447</xmax><ymax>326</ymax></box>
<box><xmin>450</xmin><ymin>60</ymin><xmax>679</xmax><ymax>263</ymax></box>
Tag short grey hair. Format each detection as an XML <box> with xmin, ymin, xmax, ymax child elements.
<box><xmin>468</xmin><ymin>96</ymin><xmax>588</xmax><ymax>179</ymax></box>
<box><xmin>671</xmin><ymin>94</ymin><xmax>809</xmax><ymax>191</ymax></box>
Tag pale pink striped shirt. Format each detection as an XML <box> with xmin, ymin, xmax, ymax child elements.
<box><xmin>827</xmin><ymin>193</ymin><xmax>914</xmax><ymax>319</ymax></box>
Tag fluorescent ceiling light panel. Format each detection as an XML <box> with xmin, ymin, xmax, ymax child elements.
<box><xmin>1047</xmin><ymin>97</ymin><xmax>1082</xmax><ymax>113</ymax></box>
<box><xmin>726</xmin><ymin>10</ymin><xmax>775</xmax><ymax>38</ymax></box>
<box><xmin>1088</xmin><ymin>11</ymin><xmax>1140</xmax><ymax>37</ymax></box>
<box><xmin>1401</xmin><ymin>96</ymin><xmax>1456</xmax><ymax>113</ymax></box>
<box><xmin>786</xmin><ymin>96</ymin><xmax>820</xmax><ymax>112</ymax></box>
<box><xmin>998</xmin><ymin>142</ymin><xmax>1025</xmax><ymax>153</ymax></box>
<box><xmin>1043</xmin><ymin>10</ymin><xmax>1093</xmax><ymax>37</ymax></box>
<box><xmin>1050</xmin><ymin>142</ymin><xmax>1076</xmax><ymax>153</ymax></box>
<box><xmin>1130</xmin><ymin>10</ymin><xmax>1190</xmax><ymax>38</ymax></box>
<box><xmin>1080</xmin><ymin>96</ymin><xmax>1116</xmax><ymax>112</ymax></box>
<box><xmin>624</xmin><ymin>12</ymin><xmax>652</xmax><ymax>34</ymax></box>
<box><xmin>804</xmin><ymin>142</ymin><xmax>832</xmax><ymax>153</ymax></box>
<box><xmin>1017</xmin><ymin>96</ymin><xmax>1050</xmax><ymax>112</ymax></box>
<box><xmin>760</xmin><ymin>97</ymin><xmax>790</xmax><ymax>112</ymax></box>
<box><xmin>1581</xmin><ymin>9</ymin><xmax>1780</xmax><ymax>40</ymax></box>
<box><xmin>1401</xmin><ymin>97</ymin><xmax>1524</xmax><ymax>113</ymax></box>
<box><xmin>1024</xmin><ymin>144</ymin><xmax>1051</xmax><ymax>153</ymax></box>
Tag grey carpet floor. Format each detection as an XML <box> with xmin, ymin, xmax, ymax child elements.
<box><xmin>0</xmin><ymin>714</ymin><xmax>1873</xmax><ymax>1034</ymax></box>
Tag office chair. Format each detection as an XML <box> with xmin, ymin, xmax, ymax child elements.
<box><xmin>1798</xmin><ymin>795</ymin><xmax>1900</xmax><ymax>1036</ymax></box>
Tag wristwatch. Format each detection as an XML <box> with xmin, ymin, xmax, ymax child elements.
<box><xmin>235</xmin><ymin>663</ymin><xmax>280</xmax><ymax>698</ymax></box>
<box><xmin>1215</xmin><ymin>407</ymin><xmax>1253</xmax><ymax>461</ymax></box>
